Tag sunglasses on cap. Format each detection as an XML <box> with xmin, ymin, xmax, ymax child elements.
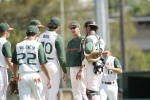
<box><xmin>70</xmin><ymin>26</ymin><xmax>77</xmax><ymax>30</ymax></box>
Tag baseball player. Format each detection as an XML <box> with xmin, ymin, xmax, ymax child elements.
<box><xmin>66</xmin><ymin>21</ymin><xmax>88</xmax><ymax>100</ymax></box>
<box><xmin>29</xmin><ymin>19</ymin><xmax>46</xmax><ymax>100</ymax></box>
<box><xmin>81</xmin><ymin>20</ymin><xmax>105</xmax><ymax>100</ymax></box>
<box><xmin>0</xmin><ymin>23</ymin><xmax>14</xmax><ymax>100</ymax></box>
<box><xmin>11</xmin><ymin>25</ymin><xmax>51</xmax><ymax>100</ymax></box>
<box><xmin>37</xmin><ymin>17</ymin><xmax>67</xmax><ymax>100</ymax></box>
<box><xmin>99</xmin><ymin>50</ymin><xmax>122</xmax><ymax>100</ymax></box>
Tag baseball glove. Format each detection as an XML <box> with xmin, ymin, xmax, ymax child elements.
<box><xmin>86</xmin><ymin>50</ymin><xmax>102</xmax><ymax>62</ymax></box>
<box><xmin>8</xmin><ymin>77</ymin><xmax>18</xmax><ymax>95</ymax></box>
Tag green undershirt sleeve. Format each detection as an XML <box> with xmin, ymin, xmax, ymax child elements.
<box><xmin>114</xmin><ymin>58</ymin><xmax>122</xmax><ymax>68</ymax></box>
<box><xmin>85</xmin><ymin>38</ymin><xmax>93</xmax><ymax>54</ymax></box>
<box><xmin>2</xmin><ymin>41</ymin><xmax>12</xmax><ymax>58</ymax></box>
<box><xmin>55</xmin><ymin>35</ymin><xmax>67</xmax><ymax>73</ymax></box>
<box><xmin>38</xmin><ymin>44</ymin><xmax>48</xmax><ymax>64</ymax></box>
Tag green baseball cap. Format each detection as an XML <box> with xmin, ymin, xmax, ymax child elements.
<box><xmin>30</xmin><ymin>20</ymin><xmax>41</xmax><ymax>26</ymax></box>
<box><xmin>29</xmin><ymin>20</ymin><xmax>45</xmax><ymax>28</ymax></box>
<box><xmin>49</xmin><ymin>17</ymin><xmax>61</xmax><ymax>26</ymax></box>
<box><xmin>26</xmin><ymin>25</ymin><xmax>39</xmax><ymax>34</ymax></box>
<box><xmin>0</xmin><ymin>23</ymin><xmax>14</xmax><ymax>33</ymax></box>
<box><xmin>69</xmin><ymin>21</ymin><xmax>80</xmax><ymax>28</ymax></box>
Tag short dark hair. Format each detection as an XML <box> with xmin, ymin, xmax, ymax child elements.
<box><xmin>26</xmin><ymin>32</ymin><xmax>36</xmax><ymax>37</ymax></box>
<box><xmin>89</xmin><ymin>25</ymin><xmax>97</xmax><ymax>31</ymax></box>
<box><xmin>47</xmin><ymin>23</ymin><xmax>59</xmax><ymax>30</ymax></box>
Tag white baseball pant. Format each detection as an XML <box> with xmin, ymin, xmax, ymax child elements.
<box><xmin>83</xmin><ymin>59</ymin><xmax>102</xmax><ymax>100</ymax></box>
<box><xmin>99</xmin><ymin>81</ymin><xmax>118</xmax><ymax>100</ymax></box>
<box><xmin>18</xmin><ymin>72</ymin><xmax>45</xmax><ymax>100</ymax></box>
<box><xmin>0</xmin><ymin>68</ymin><xmax>8</xmax><ymax>100</ymax></box>
<box><xmin>42</xmin><ymin>61</ymin><xmax>60</xmax><ymax>100</ymax></box>
<box><xmin>70</xmin><ymin>67</ymin><xmax>88</xmax><ymax>100</ymax></box>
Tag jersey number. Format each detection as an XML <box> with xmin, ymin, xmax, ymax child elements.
<box><xmin>17</xmin><ymin>53</ymin><xmax>36</xmax><ymax>65</ymax></box>
<box><xmin>108</xmin><ymin>70</ymin><xmax>113</xmax><ymax>74</ymax></box>
<box><xmin>41</xmin><ymin>42</ymin><xmax>53</xmax><ymax>54</ymax></box>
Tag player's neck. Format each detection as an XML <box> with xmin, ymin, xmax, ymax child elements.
<box><xmin>89</xmin><ymin>31</ymin><xmax>96</xmax><ymax>35</ymax></box>
<box><xmin>0</xmin><ymin>34</ymin><xmax>7</xmax><ymax>38</ymax></box>
<box><xmin>26</xmin><ymin>36</ymin><xmax>36</xmax><ymax>40</ymax></box>
<box><xmin>73</xmin><ymin>33</ymin><xmax>81</xmax><ymax>38</ymax></box>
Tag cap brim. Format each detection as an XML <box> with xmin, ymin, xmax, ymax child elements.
<box><xmin>69</xmin><ymin>24</ymin><xmax>79</xmax><ymax>28</ymax></box>
<box><xmin>8</xmin><ymin>27</ymin><xmax>14</xmax><ymax>31</ymax></box>
<box><xmin>37</xmin><ymin>25</ymin><xmax>45</xmax><ymax>28</ymax></box>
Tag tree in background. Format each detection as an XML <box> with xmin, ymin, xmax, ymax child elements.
<box><xmin>109</xmin><ymin>0</ymin><xmax>150</xmax><ymax>16</ymax></box>
<box><xmin>127</xmin><ymin>0</ymin><xmax>150</xmax><ymax>16</ymax></box>
<box><xmin>109</xmin><ymin>0</ymin><xmax>150</xmax><ymax>71</ymax></box>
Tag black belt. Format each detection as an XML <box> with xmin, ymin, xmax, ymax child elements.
<box><xmin>86</xmin><ymin>89</ymin><xmax>99</xmax><ymax>96</ymax></box>
<box><xmin>102</xmin><ymin>81</ymin><xmax>115</xmax><ymax>84</ymax></box>
<box><xmin>47</xmin><ymin>58</ymin><xmax>54</xmax><ymax>60</ymax></box>
<box><xmin>36</xmin><ymin>70</ymin><xmax>40</xmax><ymax>73</ymax></box>
<box><xmin>22</xmin><ymin>70</ymin><xmax>40</xmax><ymax>73</ymax></box>
<box><xmin>0</xmin><ymin>66</ymin><xmax>7</xmax><ymax>68</ymax></box>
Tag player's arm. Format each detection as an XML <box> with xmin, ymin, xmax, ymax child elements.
<box><xmin>2</xmin><ymin>41</ymin><xmax>13</xmax><ymax>72</ymax></box>
<box><xmin>106</xmin><ymin>58</ymin><xmax>123</xmax><ymax>74</ymax></box>
<box><xmin>66</xmin><ymin>41</ymin><xmax>70</xmax><ymax>66</ymax></box>
<box><xmin>38</xmin><ymin>44</ymin><xmax>51</xmax><ymax>81</ymax></box>
<box><xmin>11</xmin><ymin>48</ymin><xmax>19</xmax><ymax>77</ymax></box>
<box><xmin>12</xmin><ymin>64</ymin><xmax>18</xmax><ymax>78</ymax></box>
<box><xmin>76</xmin><ymin>65</ymin><xmax>85</xmax><ymax>80</ymax></box>
<box><xmin>55</xmin><ymin>35</ymin><xmax>67</xmax><ymax>73</ymax></box>
<box><xmin>84</xmin><ymin>38</ymin><xmax>93</xmax><ymax>54</ymax></box>
<box><xmin>41</xmin><ymin>64</ymin><xmax>50</xmax><ymax>80</ymax></box>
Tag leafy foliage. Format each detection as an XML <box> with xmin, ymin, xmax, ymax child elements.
<box><xmin>110</xmin><ymin>12</ymin><xmax>149</xmax><ymax>71</ymax></box>
<box><xmin>109</xmin><ymin>0</ymin><xmax>150</xmax><ymax>16</ymax></box>
<box><xmin>127</xmin><ymin>0</ymin><xmax>150</xmax><ymax>16</ymax></box>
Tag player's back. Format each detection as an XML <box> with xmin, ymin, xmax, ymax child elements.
<box><xmin>84</xmin><ymin>34</ymin><xmax>105</xmax><ymax>54</ymax></box>
<box><xmin>16</xmin><ymin>40</ymin><xmax>41</xmax><ymax>73</ymax></box>
<box><xmin>38</xmin><ymin>31</ymin><xmax>58</xmax><ymax>61</ymax></box>
<box><xmin>83</xmin><ymin>34</ymin><xmax>101</xmax><ymax>57</ymax></box>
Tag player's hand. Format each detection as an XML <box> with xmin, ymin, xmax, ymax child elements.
<box><xmin>76</xmin><ymin>71</ymin><xmax>82</xmax><ymax>80</ymax></box>
<box><xmin>105</xmin><ymin>66</ymin><xmax>113</xmax><ymax>70</ymax></box>
<box><xmin>63</xmin><ymin>73</ymin><xmax>68</xmax><ymax>81</ymax></box>
<box><xmin>47</xmin><ymin>80</ymin><xmax>52</xmax><ymax>89</ymax></box>
<box><xmin>11</xmin><ymin>76</ymin><xmax>21</xmax><ymax>81</ymax></box>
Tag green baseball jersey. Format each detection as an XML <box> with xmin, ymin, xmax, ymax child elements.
<box><xmin>12</xmin><ymin>40</ymin><xmax>47</xmax><ymax>73</ymax></box>
<box><xmin>66</xmin><ymin>37</ymin><xmax>83</xmax><ymax>67</ymax></box>
<box><xmin>38</xmin><ymin>31</ymin><xmax>67</xmax><ymax>73</ymax></box>
<box><xmin>0</xmin><ymin>37</ymin><xmax>12</xmax><ymax>67</ymax></box>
